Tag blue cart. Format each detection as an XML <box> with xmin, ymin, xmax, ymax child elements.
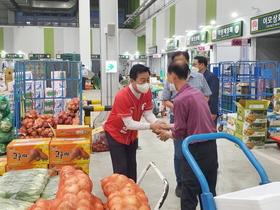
<box><xmin>182</xmin><ymin>133</ymin><xmax>272</xmax><ymax>210</ymax></box>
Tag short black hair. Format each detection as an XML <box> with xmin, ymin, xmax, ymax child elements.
<box><xmin>129</xmin><ymin>64</ymin><xmax>150</xmax><ymax>80</ymax></box>
<box><xmin>168</xmin><ymin>60</ymin><xmax>190</xmax><ymax>80</ymax></box>
<box><xmin>171</xmin><ymin>50</ymin><xmax>190</xmax><ymax>61</ymax></box>
<box><xmin>82</xmin><ymin>64</ymin><xmax>85</xmax><ymax>67</ymax></box>
<box><xmin>194</xmin><ymin>56</ymin><xmax>208</xmax><ymax>67</ymax></box>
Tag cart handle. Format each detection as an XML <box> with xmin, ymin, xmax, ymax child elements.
<box><xmin>137</xmin><ymin>162</ymin><xmax>169</xmax><ymax>210</ymax></box>
<box><xmin>182</xmin><ymin>133</ymin><xmax>271</xmax><ymax>210</ymax></box>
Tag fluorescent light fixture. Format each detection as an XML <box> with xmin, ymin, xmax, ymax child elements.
<box><xmin>136</xmin><ymin>51</ymin><xmax>139</xmax><ymax>54</ymax></box>
<box><xmin>210</xmin><ymin>20</ymin><xmax>216</xmax><ymax>25</ymax></box>
<box><xmin>125</xmin><ymin>52</ymin><xmax>129</xmax><ymax>55</ymax></box>
<box><xmin>199</xmin><ymin>25</ymin><xmax>204</xmax><ymax>28</ymax></box>
<box><xmin>172</xmin><ymin>35</ymin><xmax>176</xmax><ymax>37</ymax></box>
<box><xmin>232</xmin><ymin>12</ymin><xmax>238</xmax><ymax>18</ymax></box>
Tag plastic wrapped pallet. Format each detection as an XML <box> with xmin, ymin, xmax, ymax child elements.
<box><xmin>0</xmin><ymin>169</ymin><xmax>50</xmax><ymax>203</ymax></box>
<box><xmin>40</xmin><ymin>175</ymin><xmax>60</xmax><ymax>200</ymax></box>
<box><xmin>0</xmin><ymin>197</ymin><xmax>33</xmax><ymax>210</ymax></box>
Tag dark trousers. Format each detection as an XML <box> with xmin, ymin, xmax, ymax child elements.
<box><xmin>105</xmin><ymin>131</ymin><xmax>138</xmax><ymax>182</ymax></box>
<box><xmin>181</xmin><ymin>140</ymin><xmax>218</xmax><ymax>210</ymax></box>
<box><xmin>170</xmin><ymin>115</ymin><xmax>183</xmax><ymax>183</ymax></box>
<box><xmin>82</xmin><ymin>77</ymin><xmax>86</xmax><ymax>90</ymax></box>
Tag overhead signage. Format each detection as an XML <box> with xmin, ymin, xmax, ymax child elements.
<box><xmin>186</xmin><ymin>31</ymin><xmax>208</xmax><ymax>46</ymax></box>
<box><xmin>148</xmin><ymin>46</ymin><xmax>157</xmax><ymax>55</ymax></box>
<box><xmin>105</xmin><ymin>61</ymin><xmax>117</xmax><ymax>73</ymax></box>
<box><xmin>91</xmin><ymin>54</ymin><xmax>100</xmax><ymax>59</ymax></box>
<box><xmin>134</xmin><ymin>55</ymin><xmax>147</xmax><ymax>60</ymax></box>
<box><xmin>119</xmin><ymin>55</ymin><xmax>130</xmax><ymax>60</ymax></box>
<box><xmin>231</xmin><ymin>39</ymin><xmax>248</xmax><ymax>46</ymax></box>
<box><xmin>1</xmin><ymin>53</ymin><xmax>24</xmax><ymax>59</ymax></box>
<box><xmin>197</xmin><ymin>45</ymin><xmax>211</xmax><ymax>51</ymax></box>
<box><xmin>211</xmin><ymin>21</ymin><xmax>243</xmax><ymax>42</ymax></box>
<box><xmin>56</xmin><ymin>54</ymin><xmax>62</xmax><ymax>59</ymax></box>
<box><xmin>251</xmin><ymin>9</ymin><xmax>280</xmax><ymax>34</ymax></box>
<box><xmin>29</xmin><ymin>54</ymin><xmax>51</xmax><ymax>59</ymax></box>
<box><xmin>166</xmin><ymin>39</ymin><xmax>179</xmax><ymax>51</ymax></box>
<box><xmin>152</xmin><ymin>54</ymin><xmax>162</xmax><ymax>58</ymax></box>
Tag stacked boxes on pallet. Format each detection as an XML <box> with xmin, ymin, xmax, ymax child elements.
<box><xmin>234</xmin><ymin>100</ymin><xmax>269</xmax><ymax>149</ymax></box>
<box><xmin>267</xmin><ymin>88</ymin><xmax>280</xmax><ymax>139</ymax></box>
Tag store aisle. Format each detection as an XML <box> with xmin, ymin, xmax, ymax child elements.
<box><xmin>85</xmin><ymin>90</ymin><xmax>280</xmax><ymax>210</ymax></box>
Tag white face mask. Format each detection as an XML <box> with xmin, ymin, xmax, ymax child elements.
<box><xmin>136</xmin><ymin>83</ymin><xmax>149</xmax><ymax>93</ymax></box>
<box><xmin>169</xmin><ymin>82</ymin><xmax>177</xmax><ymax>91</ymax></box>
<box><xmin>192</xmin><ymin>67</ymin><xmax>199</xmax><ymax>73</ymax></box>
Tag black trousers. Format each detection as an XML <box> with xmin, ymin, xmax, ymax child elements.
<box><xmin>82</xmin><ymin>77</ymin><xmax>86</xmax><ymax>90</ymax></box>
<box><xmin>105</xmin><ymin>131</ymin><xmax>138</xmax><ymax>182</ymax></box>
<box><xmin>181</xmin><ymin>140</ymin><xmax>218</xmax><ymax>210</ymax></box>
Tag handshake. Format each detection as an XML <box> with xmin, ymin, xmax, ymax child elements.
<box><xmin>150</xmin><ymin>121</ymin><xmax>174</xmax><ymax>142</ymax></box>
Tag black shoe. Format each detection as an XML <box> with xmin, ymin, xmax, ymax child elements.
<box><xmin>175</xmin><ymin>182</ymin><xmax>182</xmax><ymax>197</ymax></box>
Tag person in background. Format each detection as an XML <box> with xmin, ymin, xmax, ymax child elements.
<box><xmin>157</xmin><ymin>60</ymin><xmax>218</xmax><ymax>210</ymax></box>
<box><xmin>81</xmin><ymin>64</ymin><xmax>88</xmax><ymax>90</ymax></box>
<box><xmin>104</xmin><ymin>64</ymin><xmax>166</xmax><ymax>182</ymax></box>
<box><xmin>192</xmin><ymin>56</ymin><xmax>219</xmax><ymax>125</ymax></box>
<box><xmin>161</xmin><ymin>50</ymin><xmax>212</xmax><ymax>197</ymax></box>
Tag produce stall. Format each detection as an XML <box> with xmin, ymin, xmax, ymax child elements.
<box><xmin>0</xmin><ymin>125</ymin><xmax>168</xmax><ymax>210</ymax></box>
<box><xmin>13</xmin><ymin>60</ymin><xmax>83</xmax><ymax>139</ymax></box>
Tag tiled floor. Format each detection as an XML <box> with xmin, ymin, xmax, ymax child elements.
<box><xmin>85</xmin><ymin>89</ymin><xmax>280</xmax><ymax>210</ymax></box>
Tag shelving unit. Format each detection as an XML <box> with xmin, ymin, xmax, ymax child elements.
<box><xmin>218</xmin><ymin>61</ymin><xmax>280</xmax><ymax>127</ymax></box>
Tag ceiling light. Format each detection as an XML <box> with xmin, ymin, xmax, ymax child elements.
<box><xmin>232</xmin><ymin>12</ymin><xmax>238</xmax><ymax>18</ymax></box>
<box><xmin>199</xmin><ymin>25</ymin><xmax>204</xmax><ymax>28</ymax></box>
<box><xmin>210</xmin><ymin>20</ymin><xmax>216</xmax><ymax>25</ymax></box>
<box><xmin>172</xmin><ymin>35</ymin><xmax>176</xmax><ymax>37</ymax></box>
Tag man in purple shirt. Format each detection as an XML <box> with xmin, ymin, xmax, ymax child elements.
<box><xmin>157</xmin><ymin>60</ymin><xmax>218</xmax><ymax>210</ymax></box>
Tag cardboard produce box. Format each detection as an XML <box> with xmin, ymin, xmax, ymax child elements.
<box><xmin>235</xmin><ymin>133</ymin><xmax>266</xmax><ymax>149</ymax></box>
<box><xmin>234</xmin><ymin>100</ymin><xmax>269</xmax><ymax>123</ymax></box>
<box><xmin>49</xmin><ymin>163</ymin><xmax>89</xmax><ymax>176</ymax></box>
<box><xmin>267</xmin><ymin>112</ymin><xmax>280</xmax><ymax>127</ymax></box>
<box><xmin>227</xmin><ymin>113</ymin><xmax>237</xmax><ymax>130</ymax></box>
<box><xmin>236</xmin><ymin>120</ymin><xmax>267</xmax><ymax>137</ymax></box>
<box><xmin>6</xmin><ymin>164</ymin><xmax>48</xmax><ymax>172</ymax></box>
<box><xmin>274</xmin><ymin>87</ymin><xmax>280</xmax><ymax>101</ymax></box>
<box><xmin>267</xmin><ymin>127</ymin><xmax>280</xmax><ymax>138</ymax></box>
<box><xmin>5</xmin><ymin>69</ymin><xmax>14</xmax><ymax>81</ymax></box>
<box><xmin>6</xmin><ymin>138</ymin><xmax>51</xmax><ymax>166</ymax></box>
<box><xmin>274</xmin><ymin>101</ymin><xmax>280</xmax><ymax>114</ymax></box>
<box><xmin>50</xmin><ymin>137</ymin><xmax>91</xmax><ymax>164</ymax></box>
<box><xmin>50</xmin><ymin>127</ymin><xmax>92</xmax><ymax>165</ymax></box>
<box><xmin>0</xmin><ymin>157</ymin><xmax>7</xmax><ymax>175</ymax></box>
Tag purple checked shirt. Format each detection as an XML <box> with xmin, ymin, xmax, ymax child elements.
<box><xmin>172</xmin><ymin>83</ymin><xmax>216</xmax><ymax>140</ymax></box>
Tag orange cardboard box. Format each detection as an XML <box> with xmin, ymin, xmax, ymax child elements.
<box><xmin>55</xmin><ymin>127</ymin><xmax>92</xmax><ymax>141</ymax></box>
<box><xmin>6</xmin><ymin>164</ymin><xmax>48</xmax><ymax>172</ymax></box>
<box><xmin>50</xmin><ymin>137</ymin><xmax>91</xmax><ymax>165</ymax></box>
<box><xmin>0</xmin><ymin>157</ymin><xmax>7</xmax><ymax>175</ymax></box>
<box><xmin>7</xmin><ymin>138</ymin><xmax>51</xmax><ymax>166</ymax></box>
<box><xmin>49</xmin><ymin>163</ymin><xmax>89</xmax><ymax>176</ymax></box>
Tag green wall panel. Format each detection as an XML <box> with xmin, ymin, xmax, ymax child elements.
<box><xmin>0</xmin><ymin>28</ymin><xmax>3</xmax><ymax>51</ymax></box>
<box><xmin>152</xmin><ymin>17</ymin><xmax>156</xmax><ymax>46</ymax></box>
<box><xmin>206</xmin><ymin>0</ymin><xmax>217</xmax><ymax>25</ymax></box>
<box><xmin>169</xmin><ymin>5</ymin><xmax>175</xmax><ymax>38</ymax></box>
<box><xmin>137</xmin><ymin>35</ymin><xmax>146</xmax><ymax>54</ymax></box>
<box><xmin>44</xmin><ymin>28</ymin><xmax>54</xmax><ymax>58</ymax></box>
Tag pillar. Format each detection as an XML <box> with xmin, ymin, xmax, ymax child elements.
<box><xmin>249</xmin><ymin>37</ymin><xmax>257</xmax><ymax>61</ymax></box>
<box><xmin>99</xmin><ymin>0</ymin><xmax>119</xmax><ymax>106</ymax></box>
<box><xmin>79</xmin><ymin>0</ymin><xmax>91</xmax><ymax>69</ymax></box>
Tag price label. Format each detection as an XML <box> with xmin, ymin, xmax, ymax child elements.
<box><xmin>231</xmin><ymin>39</ymin><xmax>248</xmax><ymax>46</ymax></box>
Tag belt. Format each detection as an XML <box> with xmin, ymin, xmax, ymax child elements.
<box><xmin>189</xmin><ymin>140</ymin><xmax>215</xmax><ymax>146</ymax></box>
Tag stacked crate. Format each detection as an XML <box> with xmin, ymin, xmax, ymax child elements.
<box><xmin>234</xmin><ymin>100</ymin><xmax>269</xmax><ymax>149</ymax></box>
